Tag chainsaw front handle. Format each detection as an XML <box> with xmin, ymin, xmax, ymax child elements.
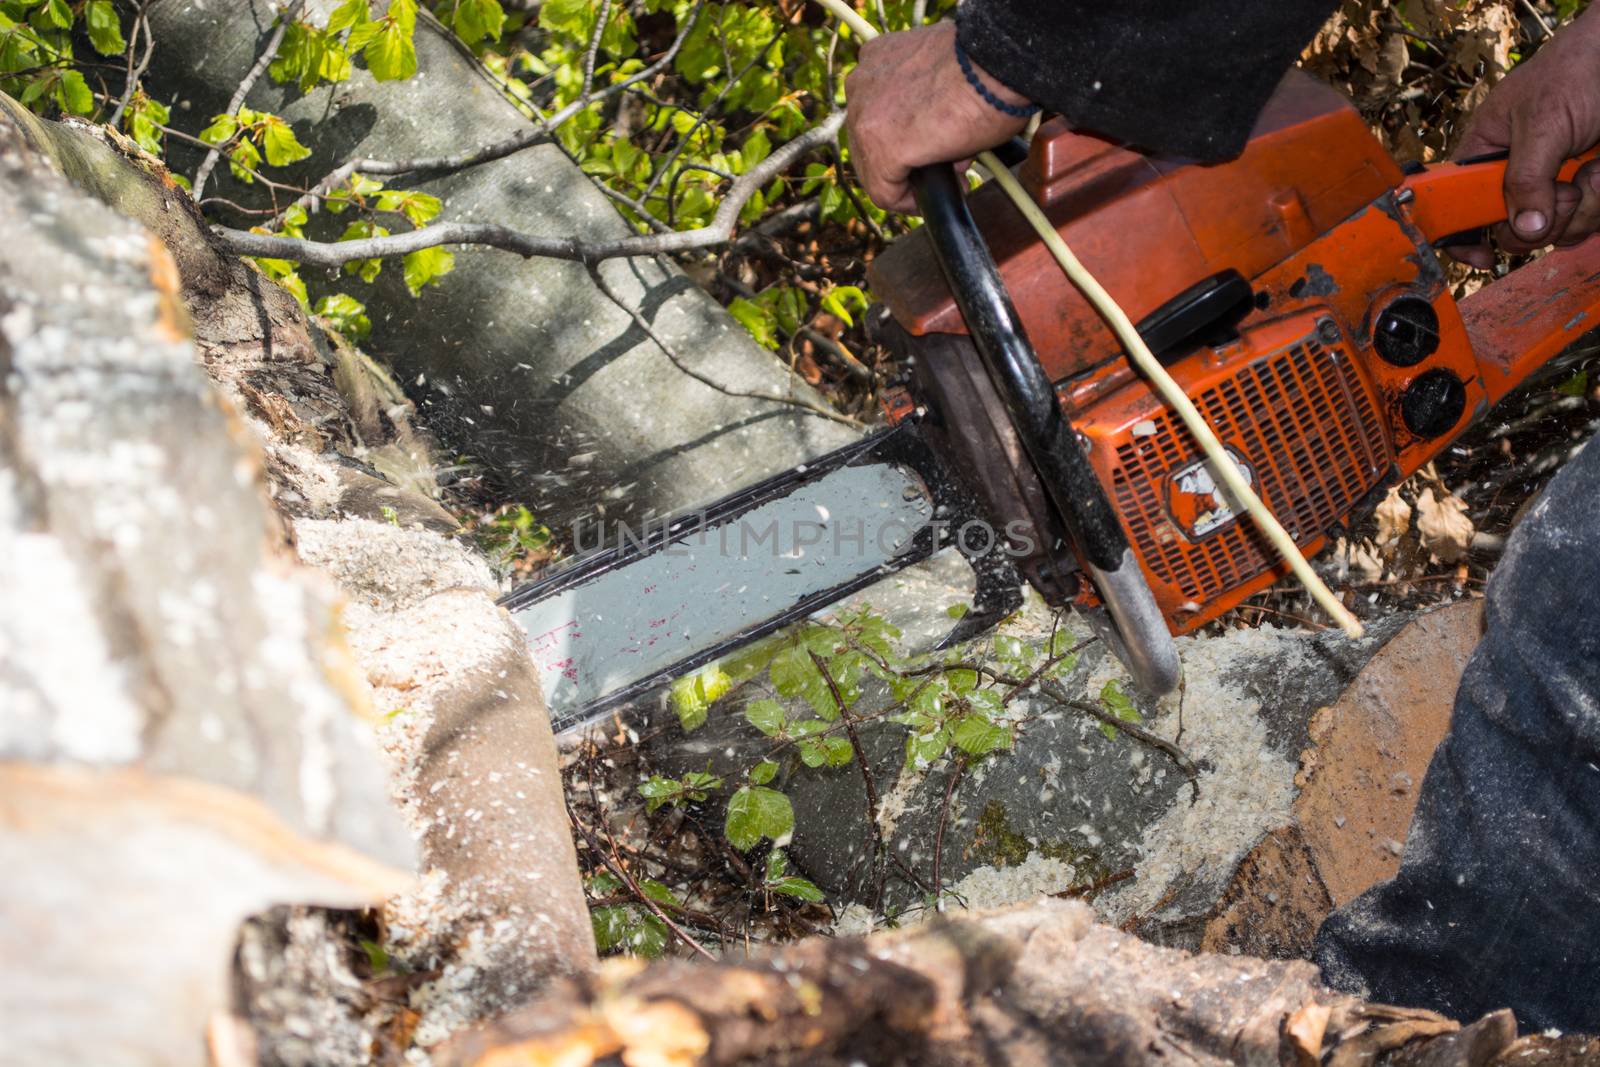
<box><xmin>911</xmin><ymin>163</ymin><xmax>1181</xmax><ymax>696</ymax></box>
<box><xmin>1402</xmin><ymin>147</ymin><xmax>1600</xmax><ymax>246</ymax></box>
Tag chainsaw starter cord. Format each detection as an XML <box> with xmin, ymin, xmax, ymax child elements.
<box><xmin>815</xmin><ymin>0</ymin><xmax>1364</xmax><ymax>640</ymax></box>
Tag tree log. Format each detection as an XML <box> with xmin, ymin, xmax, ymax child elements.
<box><xmin>437</xmin><ymin>898</ymin><xmax>1511</xmax><ymax>1067</ymax></box>
<box><xmin>142</xmin><ymin>0</ymin><xmax>858</xmax><ymax>531</ymax></box>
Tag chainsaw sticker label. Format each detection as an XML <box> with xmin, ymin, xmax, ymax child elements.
<box><xmin>1165</xmin><ymin>449</ymin><xmax>1256</xmax><ymax>540</ymax></box>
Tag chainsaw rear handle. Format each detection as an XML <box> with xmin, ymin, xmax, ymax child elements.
<box><xmin>911</xmin><ymin>163</ymin><xmax>1181</xmax><ymax>696</ymax></box>
<box><xmin>1403</xmin><ymin>147</ymin><xmax>1600</xmax><ymax>247</ymax></box>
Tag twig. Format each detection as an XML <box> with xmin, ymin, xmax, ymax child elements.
<box><xmin>810</xmin><ymin>650</ymin><xmax>886</xmax><ymax>904</ymax></box>
<box><xmin>931</xmin><ymin>754</ymin><xmax>967</xmax><ymax>902</ymax></box>
<box><xmin>586</xmin><ymin>261</ymin><xmax>858</xmax><ymax>427</ymax></box>
<box><xmin>1520</xmin><ymin>0</ymin><xmax>1555</xmax><ymax>39</ymax></box>
<box><xmin>218</xmin><ymin>113</ymin><xmax>849</xmax><ymax>267</ymax></box>
<box><xmin>265</xmin><ymin>0</ymin><xmax>707</xmax><ymax>228</ymax></box>
<box><xmin>999</xmin><ymin>636</ymin><xmax>1095</xmax><ymax>706</ymax></box>
<box><xmin>1053</xmin><ymin>867</ymin><xmax>1134</xmax><ymax>900</ymax></box>
<box><xmin>192</xmin><ymin>0</ymin><xmax>307</xmax><ymax>200</ymax></box>
<box><xmin>571</xmin><ymin>807</ymin><xmax>718</xmax><ymax>961</ymax></box>
<box><xmin>581</xmin><ymin>0</ymin><xmax>614</xmax><ymax>101</ymax></box>
<box><xmin>1040</xmin><ymin>680</ymin><xmax>1201</xmax><ymax>793</ymax></box>
<box><xmin>109</xmin><ymin>1</ymin><xmax>160</xmax><ymax>127</ymax></box>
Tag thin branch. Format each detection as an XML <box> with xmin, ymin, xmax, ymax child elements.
<box><xmin>931</xmin><ymin>754</ymin><xmax>967</xmax><ymax>903</ymax></box>
<box><xmin>999</xmin><ymin>636</ymin><xmax>1096</xmax><ymax>706</ymax></box>
<box><xmin>192</xmin><ymin>0</ymin><xmax>307</xmax><ymax>199</ymax></box>
<box><xmin>1040</xmin><ymin>680</ymin><xmax>1201</xmax><ymax>789</ymax></box>
<box><xmin>218</xmin><ymin>111</ymin><xmax>848</xmax><ymax>268</ymax></box>
<box><xmin>264</xmin><ymin>0</ymin><xmax>708</xmax><ymax>228</ymax></box>
<box><xmin>568</xmin><ymin>802</ymin><xmax>717</xmax><ymax>961</ymax></box>
<box><xmin>109</xmin><ymin>1</ymin><xmax>159</xmax><ymax>127</ymax></box>
<box><xmin>810</xmin><ymin>650</ymin><xmax>887</xmax><ymax>906</ymax></box>
<box><xmin>581</xmin><ymin>0</ymin><xmax>614</xmax><ymax>101</ymax></box>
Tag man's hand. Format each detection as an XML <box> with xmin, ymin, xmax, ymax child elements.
<box><xmin>1453</xmin><ymin>7</ymin><xmax>1600</xmax><ymax>267</ymax></box>
<box><xmin>845</xmin><ymin>22</ymin><xmax>1031</xmax><ymax>213</ymax></box>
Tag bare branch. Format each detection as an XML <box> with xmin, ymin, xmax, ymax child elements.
<box><xmin>109</xmin><ymin>1</ymin><xmax>161</xmax><ymax>127</ymax></box>
<box><xmin>581</xmin><ymin>0</ymin><xmax>614</xmax><ymax>101</ymax></box>
<box><xmin>263</xmin><ymin>0</ymin><xmax>708</xmax><ymax>228</ymax></box>
<box><xmin>217</xmin><ymin>112</ymin><xmax>847</xmax><ymax>267</ymax></box>
<box><xmin>192</xmin><ymin>0</ymin><xmax>307</xmax><ymax>200</ymax></box>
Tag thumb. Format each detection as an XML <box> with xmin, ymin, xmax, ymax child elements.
<box><xmin>1503</xmin><ymin>111</ymin><xmax>1570</xmax><ymax>241</ymax></box>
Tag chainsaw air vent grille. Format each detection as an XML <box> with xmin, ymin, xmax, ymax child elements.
<box><xmin>1110</xmin><ymin>338</ymin><xmax>1390</xmax><ymax>610</ymax></box>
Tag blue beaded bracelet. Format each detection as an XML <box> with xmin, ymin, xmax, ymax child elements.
<box><xmin>954</xmin><ymin>37</ymin><xmax>1040</xmax><ymax>119</ymax></box>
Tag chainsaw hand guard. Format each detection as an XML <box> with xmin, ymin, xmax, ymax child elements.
<box><xmin>911</xmin><ymin>164</ymin><xmax>1182</xmax><ymax>696</ymax></box>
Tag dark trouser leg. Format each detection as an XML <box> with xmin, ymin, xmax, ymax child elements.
<box><xmin>1314</xmin><ymin>437</ymin><xmax>1600</xmax><ymax>1030</ymax></box>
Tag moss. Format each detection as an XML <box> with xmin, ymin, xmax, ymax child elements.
<box><xmin>969</xmin><ymin>800</ymin><xmax>1112</xmax><ymax>885</ymax></box>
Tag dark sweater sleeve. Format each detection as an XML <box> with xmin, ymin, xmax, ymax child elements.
<box><xmin>956</xmin><ymin>1</ymin><xmax>1338</xmax><ymax>161</ymax></box>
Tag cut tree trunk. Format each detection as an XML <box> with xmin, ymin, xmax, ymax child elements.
<box><xmin>0</xmin><ymin>95</ymin><xmax>412</xmax><ymax>1067</ymax></box>
<box><xmin>0</xmin><ymin>94</ymin><xmax>596</xmax><ymax>1060</ymax></box>
<box><xmin>437</xmin><ymin>898</ymin><xmax>1534</xmax><ymax>1067</ymax></box>
<box><xmin>143</xmin><ymin>0</ymin><xmax>858</xmax><ymax>532</ymax></box>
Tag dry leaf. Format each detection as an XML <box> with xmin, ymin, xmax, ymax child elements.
<box><xmin>1284</xmin><ymin>1002</ymin><xmax>1333</xmax><ymax>1067</ymax></box>
<box><xmin>1416</xmin><ymin>487</ymin><xmax>1474</xmax><ymax>563</ymax></box>
<box><xmin>1374</xmin><ymin>486</ymin><xmax>1411</xmax><ymax>547</ymax></box>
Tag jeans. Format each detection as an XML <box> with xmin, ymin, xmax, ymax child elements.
<box><xmin>1314</xmin><ymin>436</ymin><xmax>1600</xmax><ymax>1030</ymax></box>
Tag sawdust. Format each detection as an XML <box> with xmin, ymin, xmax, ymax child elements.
<box><xmin>1094</xmin><ymin>625</ymin><xmax>1308</xmax><ymax>926</ymax></box>
<box><xmin>292</xmin><ymin>517</ymin><xmax>498</xmax><ymax>617</ymax></box>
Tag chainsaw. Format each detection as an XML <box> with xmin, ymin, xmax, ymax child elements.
<box><xmin>505</xmin><ymin>71</ymin><xmax>1600</xmax><ymax>734</ymax></box>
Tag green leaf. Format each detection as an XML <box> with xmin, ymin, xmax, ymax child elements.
<box><xmin>749</xmin><ymin>758</ymin><xmax>778</xmax><ymax>785</ymax></box>
<box><xmin>337</xmin><ymin>219</ymin><xmax>389</xmax><ymax>281</ymax></box>
<box><xmin>85</xmin><ymin>0</ymin><xmax>125</xmax><ymax>55</ymax></box>
<box><xmin>743</xmin><ymin>698</ymin><xmax>785</xmax><ymax>737</ymax></box>
<box><xmin>362</xmin><ymin>0</ymin><xmax>418</xmax><ymax>81</ymax></box>
<box><xmin>227</xmin><ymin>139</ymin><xmax>263</xmax><ymax>181</ymax></box>
<box><xmin>799</xmin><ymin>735</ymin><xmax>853</xmax><ymax>768</ymax></box>
<box><xmin>402</xmin><ymin>245</ymin><xmax>455</xmax><ymax>295</ymax></box>
<box><xmin>259</xmin><ymin>115</ymin><xmax>311</xmax><ymax>167</ymax></box>
<box><xmin>904</xmin><ymin>726</ymin><xmax>950</xmax><ymax>770</ymax></box>
<box><xmin>728</xmin><ymin>296</ymin><xmax>778</xmax><ymax>350</ymax></box>
<box><xmin>765</xmin><ymin>848</ymin><xmax>788</xmax><ymax>880</ymax></box>
<box><xmin>724</xmin><ymin>785</ymin><xmax>793</xmax><ymax>851</ymax></box>
<box><xmin>199</xmin><ymin>113</ymin><xmax>238</xmax><ymax>146</ymax></box>
<box><xmin>448</xmin><ymin>0</ymin><xmax>504</xmax><ymax>44</ymax></box>
<box><xmin>313</xmin><ymin>293</ymin><xmax>371</xmax><ymax>340</ymax></box>
<box><xmin>38</xmin><ymin>0</ymin><xmax>71</xmax><ymax>30</ymax></box>
<box><xmin>376</xmin><ymin>188</ymin><xmax>442</xmax><ymax>226</ymax></box>
<box><xmin>952</xmin><ymin>715</ymin><xmax>1011</xmax><ymax>756</ymax></box>
<box><xmin>1098</xmin><ymin>679</ymin><xmax>1142</xmax><ymax>742</ymax></box>
<box><xmin>55</xmin><ymin>69</ymin><xmax>93</xmax><ymax>115</ymax></box>
<box><xmin>768</xmin><ymin>876</ymin><xmax>825</xmax><ymax>902</ymax></box>
<box><xmin>325</xmin><ymin>0</ymin><xmax>370</xmax><ymax>34</ymax></box>
<box><xmin>667</xmin><ymin>664</ymin><xmax>730</xmax><ymax>732</ymax></box>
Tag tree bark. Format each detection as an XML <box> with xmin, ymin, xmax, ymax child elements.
<box><xmin>0</xmin><ymin>93</ymin><xmax>596</xmax><ymax>1060</ymax></box>
<box><xmin>142</xmin><ymin>0</ymin><xmax>858</xmax><ymax>532</ymax></box>
<box><xmin>438</xmin><ymin>898</ymin><xmax>1517</xmax><ymax>1067</ymax></box>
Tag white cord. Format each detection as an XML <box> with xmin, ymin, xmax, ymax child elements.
<box><xmin>814</xmin><ymin>0</ymin><xmax>1363</xmax><ymax>638</ymax></box>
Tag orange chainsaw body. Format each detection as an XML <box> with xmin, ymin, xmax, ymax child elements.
<box><xmin>870</xmin><ymin>73</ymin><xmax>1600</xmax><ymax>632</ymax></box>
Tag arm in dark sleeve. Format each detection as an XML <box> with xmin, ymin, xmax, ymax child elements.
<box><xmin>957</xmin><ymin>1</ymin><xmax>1338</xmax><ymax>161</ymax></box>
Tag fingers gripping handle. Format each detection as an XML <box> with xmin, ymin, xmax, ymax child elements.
<box><xmin>911</xmin><ymin>164</ymin><xmax>1181</xmax><ymax>696</ymax></box>
<box><xmin>1404</xmin><ymin>148</ymin><xmax>1599</xmax><ymax>246</ymax></box>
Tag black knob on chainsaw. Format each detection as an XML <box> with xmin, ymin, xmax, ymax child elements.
<box><xmin>1372</xmin><ymin>296</ymin><xmax>1441</xmax><ymax>367</ymax></box>
<box><xmin>1401</xmin><ymin>368</ymin><xmax>1467</xmax><ymax>438</ymax></box>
